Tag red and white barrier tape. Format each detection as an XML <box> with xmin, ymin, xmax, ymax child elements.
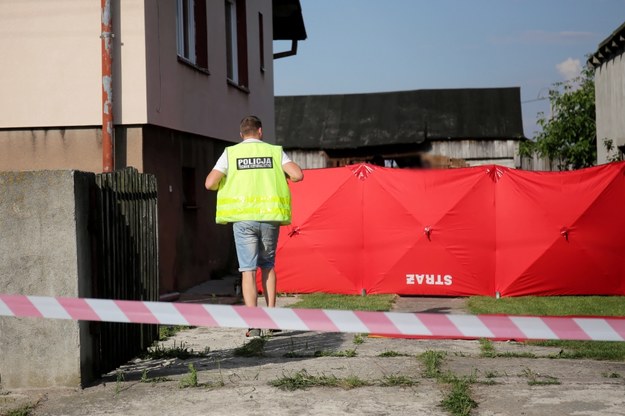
<box><xmin>1</xmin><ymin>294</ymin><xmax>624</xmax><ymax>341</ymax></box>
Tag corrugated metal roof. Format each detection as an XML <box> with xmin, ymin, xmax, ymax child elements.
<box><xmin>275</xmin><ymin>88</ymin><xmax>525</xmax><ymax>150</ymax></box>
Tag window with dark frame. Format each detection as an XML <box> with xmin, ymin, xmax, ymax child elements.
<box><xmin>176</xmin><ymin>0</ymin><xmax>208</xmax><ymax>71</ymax></box>
<box><xmin>225</xmin><ymin>0</ymin><xmax>248</xmax><ymax>89</ymax></box>
<box><xmin>258</xmin><ymin>12</ymin><xmax>265</xmax><ymax>72</ymax></box>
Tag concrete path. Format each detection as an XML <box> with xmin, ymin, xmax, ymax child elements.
<box><xmin>2</xmin><ymin>277</ymin><xmax>624</xmax><ymax>416</ymax></box>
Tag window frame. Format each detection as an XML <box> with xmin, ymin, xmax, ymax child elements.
<box><xmin>176</xmin><ymin>0</ymin><xmax>209</xmax><ymax>73</ymax></box>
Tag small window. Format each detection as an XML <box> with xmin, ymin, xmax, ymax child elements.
<box><xmin>225</xmin><ymin>0</ymin><xmax>238</xmax><ymax>83</ymax></box>
<box><xmin>176</xmin><ymin>0</ymin><xmax>208</xmax><ymax>71</ymax></box>
<box><xmin>225</xmin><ymin>0</ymin><xmax>248</xmax><ymax>88</ymax></box>
<box><xmin>258</xmin><ymin>12</ymin><xmax>265</xmax><ymax>72</ymax></box>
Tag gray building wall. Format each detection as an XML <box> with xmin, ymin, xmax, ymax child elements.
<box><xmin>428</xmin><ymin>139</ymin><xmax>520</xmax><ymax>168</ymax></box>
<box><xmin>0</xmin><ymin>171</ymin><xmax>94</xmax><ymax>388</ymax></box>
<box><xmin>287</xmin><ymin>139</ymin><xmax>522</xmax><ymax>170</ymax></box>
<box><xmin>596</xmin><ymin>55</ymin><xmax>625</xmax><ymax>164</ymax></box>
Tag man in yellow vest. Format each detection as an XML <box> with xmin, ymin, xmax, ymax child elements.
<box><xmin>205</xmin><ymin>116</ymin><xmax>303</xmax><ymax>337</ymax></box>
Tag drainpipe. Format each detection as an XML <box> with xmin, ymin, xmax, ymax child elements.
<box><xmin>273</xmin><ymin>40</ymin><xmax>298</xmax><ymax>60</ymax></box>
<box><xmin>101</xmin><ymin>0</ymin><xmax>114</xmax><ymax>172</ymax></box>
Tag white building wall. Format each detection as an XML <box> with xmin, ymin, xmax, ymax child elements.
<box><xmin>596</xmin><ymin>54</ymin><xmax>625</xmax><ymax>164</ymax></box>
<box><xmin>0</xmin><ymin>0</ymin><xmax>148</xmax><ymax>128</ymax></box>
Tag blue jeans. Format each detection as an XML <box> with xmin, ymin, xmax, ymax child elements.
<box><xmin>232</xmin><ymin>221</ymin><xmax>280</xmax><ymax>272</ymax></box>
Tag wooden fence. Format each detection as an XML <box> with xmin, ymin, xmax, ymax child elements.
<box><xmin>92</xmin><ymin>168</ymin><xmax>159</xmax><ymax>376</ymax></box>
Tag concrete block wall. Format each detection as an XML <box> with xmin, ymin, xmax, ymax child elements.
<box><xmin>0</xmin><ymin>170</ymin><xmax>94</xmax><ymax>389</ymax></box>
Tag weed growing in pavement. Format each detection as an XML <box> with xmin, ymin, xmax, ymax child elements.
<box><xmin>602</xmin><ymin>372</ymin><xmax>622</xmax><ymax>378</ymax></box>
<box><xmin>484</xmin><ymin>370</ymin><xmax>500</xmax><ymax>378</ymax></box>
<box><xmin>479</xmin><ymin>339</ymin><xmax>537</xmax><ymax>359</ymax></box>
<box><xmin>314</xmin><ymin>349</ymin><xmax>357</xmax><ymax>358</ymax></box>
<box><xmin>378</xmin><ymin>350</ymin><xmax>410</xmax><ymax>357</ymax></box>
<box><xmin>493</xmin><ymin>351</ymin><xmax>537</xmax><ymax>359</ymax></box>
<box><xmin>440</xmin><ymin>373</ymin><xmax>478</xmax><ymax>416</ymax></box>
<box><xmin>233</xmin><ymin>337</ymin><xmax>266</xmax><ymax>357</ymax></box>
<box><xmin>143</xmin><ymin>341</ymin><xmax>208</xmax><ymax>360</ymax></box>
<box><xmin>379</xmin><ymin>374</ymin><xmax>419</xmax><ymax>387</ymax></box>
<box><xmin>520</xmin><ymin>367</ymin><xmax>561</xmax><ymax>386</ymax></box>
<box><xmin>480</xmin><ymin>369</ymin><xmax>506</xmax><ymax>384</ymax></box>
<box><xmin>159</xmin><ymin>325</ymin><xmax>191</xmax><ymax>340</ymax></box>
<box><xmin>215</xmin><ymin>360</ymin><xmax>226</xmax><ymax>387</ymax></box>
<box><xmin>419</xmin><ymin>351</ymin><xmax>480</xmax><ymax>415</ymax></box>
<box><xmin>283</xmin><ymin>349</ymin><xmax>358</xmax><ymax>358</ymax></box>
<box><xmin>179</xmin><ymin>364</ymin><xmax>199</xmax><ymax>388</ymax></box>
<box><xmin>140</xmin><ymin>369</ymin><xmax>172</xmax><ymax>384</ymax></box>
<box><xmin>269</xmin><ymin>369</ymin><xmax>371</xmax><ymax>391</ymax></box>
<box><xmin>420</xmin><ymin>350</ymin><xmax>446</xmax><ymax>378</ymax></box>
<box><xmin>353</xmin><ymin>333</ymin><xmax>365</xmax><ymax>345</ymax></box>
<box><xmin>479</xmin><ymin>339</ymin><xmax>496</xmax><ymax>357</ymax></box>
<box><xmin>115</xmin><ymin>371</ymin><xmax>125</xmax><ymax>396</ymax></box>
<box><xmin>5</xmin><ymin>404</ymin><xmax>34</xmax><ymax>416</ymax></box>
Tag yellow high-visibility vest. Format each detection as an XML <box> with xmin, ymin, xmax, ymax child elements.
<box><xmin>215</xmin><ymin>142</ymin><xmax>291</xmax><ymax>225</ymax></box>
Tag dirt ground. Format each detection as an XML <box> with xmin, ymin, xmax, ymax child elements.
<box><xmin>2</xmin><ymin>291</ymin><xmax>625</xmax><ymax>416</ymax></box>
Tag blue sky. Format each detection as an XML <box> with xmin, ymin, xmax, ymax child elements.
<box><xmin>273</xmin><ymin>0</ymin><xmax>625</xmax><ymax>138</ymax></box>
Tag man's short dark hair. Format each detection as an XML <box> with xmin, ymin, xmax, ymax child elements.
<box><xmin>240</xmin><ymin>116</ymin><xmax>262</xmax><ymax>137</ymax></box>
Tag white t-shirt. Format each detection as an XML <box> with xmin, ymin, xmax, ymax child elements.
<box><xmin>213</xmin><ymin>139</ymin><xmax>292</xmax><ymax>174</ymax></box>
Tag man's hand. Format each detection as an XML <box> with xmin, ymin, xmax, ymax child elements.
<box><xmin>205</xmin><ymin>169</ymin><xmax>225</xmax><ymax>191</ymax></box>
<box><xmin>283</xmin><ymin>162</ymin><xmax>304</xmax><ymax>182</ymax></box>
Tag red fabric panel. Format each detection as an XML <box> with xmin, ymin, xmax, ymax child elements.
<box><xmin>260</xmin><ymin>162</ymin><xmax>625</xmax><ymax>297</ymax></box>
<box><xmin>496</xmin><ymin>163</ymin><xmax>625</xmax><ymax>297</ymax></box>
<box><xmin>363</xmin><ymin>165</ymin><xmax>495</xmax><ymax>295</ymax></box>
<box><xmin>273</xmin><ymin>166</ymin><xmax>365</xmax><ymax>294</ymax></box>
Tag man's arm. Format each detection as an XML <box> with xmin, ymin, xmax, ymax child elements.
<box><xmin>283</xmin><ymin>161</ymin><xmax>304</xmax><ymax>182</ymax></box>
<box><xmin>205</xmin><ymin>169</ymin><xmax>225</xmax><ymax>191</ymax></box>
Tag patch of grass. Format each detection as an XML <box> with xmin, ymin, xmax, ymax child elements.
<box><xmin>467</xmin><ymin>296</ymin><xmax>625</xmax><ymax>360</ymax></box>
<box><xmin>283</xmin><ymin>349</ymin><xmax>358</xmax><ymax>358</ymax></box>
<box><xmin>420</xmin><ymin>350</ymin><xmax>446</xmax><ymax>378</ymax></box>
<box><xmin>484</xmin><ymin>370</ymin><xmax>503</xmax><ymax>379</ymax></box>
<box><xmin>378</xmin><ymin>350</ymin><xmax>410</xmax><ymax>357</ymax></box>
<box><xmin>5</xmin><ymin>405</ymin><xmax>34</xmax><ymax>416</ymax></box>
<box><xmin>114</xmin><ymin>371</ymin><xmax>125</xmax><ymax>396</ymax></box>
<box><xmin>493</xmin><ymin>351</ymin><xmax>537</xmax><ymax>358</ymax></box>
<box><xmin>379</xmin><ymin>374</ymin><xmax>418</xmax><ymax>387</ymax></box>
<box><xmin>269</xmin><ymin>369</ymin><xmax>371</xmax><ymax>391</ymax></box>
<box><xmin>419</xmin><ymin>353</ymin><xmax>479</xmax><ymax>415</ymax></box>
<box><xmin>467</xmin><ymin>295</ymin><xmax>625</xmax><ymax>317</ymax></box>
<box><xmin>477</xmin><ymin>369</ymin><xmax>503</xmax><ymax>385</ymax></box>
<box><xmin>520</xmin><ymin>367</ymin><xmax>561</xmax><ymax>386</ymax></box>
<box><xmin>602</xmin><ymin>372</ymin><xmax>622</xmax><ymax>378</ymax></box>
<box><xmin>159</xmin><ymin>325</ymin><xmax>190</xmax><ymax>340</ymax></box>
<box><xmin>537</xmin><ymin>340</ymin><xmax>625</xmax><ymax>360</ymax></box>
<box><xmin>479</xmin><ymin>340</ymin><xmax>537</xmax><ymax>359</ymax></box>
<box><xmin>179</xmin><ymin>363</ymin><xmax>199</xmax><ymax>388</ymax></box>
<box><xmin>143</xmin><ymin>341</ymin><xmax>208</xmax><ymax>360</ymax></box>
<box><xmin>288</xmin><ymin>293</ymin><xmax>396</xmax><ymax>311</ymax></box>
<box><xmin>140</xmin><ymin>369</ymin><xmax>172</xmax><ymax>384</ymax></box>
<box><xmin>314</xmin><ymin>349</ymin><xmax>357</xmax><ymax>357</ymax></box>
<box><xmin>479</xmin><ymin>338</ymin><xmax>496</xmax><ymax>357</ymax></box>
<box><xmin>353</xmin><ymin>333</ymin><xmax>365</xmax><ymax>345</ymax></box>
<box><xmin>440</xmin><ymin>374</ymin><xmax>478</xmax><ymax>416</ymax></box>
<box><xmin>233</xmin><ymin>337</ymin><xmax>266</xmax><ymax>357</ymax></box>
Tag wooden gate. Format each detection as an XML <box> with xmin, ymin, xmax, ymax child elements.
<box><xmin>92</xmin><ymin>167</ymin><xmax>159</xmax><ymax>376</ymax></box>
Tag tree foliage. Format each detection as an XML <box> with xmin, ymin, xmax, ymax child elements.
<box><xmin>519</xmin><ymin>65</ymin><xmax>596</xmax><ymax>170</ymax></box>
